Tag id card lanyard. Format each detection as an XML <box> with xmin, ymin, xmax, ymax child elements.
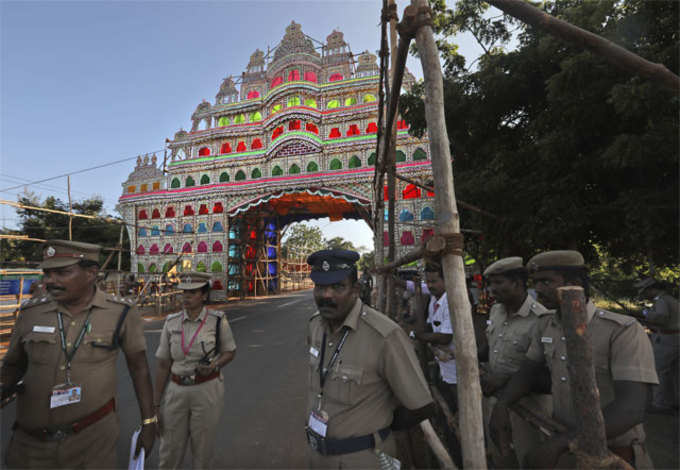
<box><xmin>181</xmin><ymin>310</ymin><xmax>209</xmax><ymax>356</ymax></box>
<box><xmin>56</xmin><ymin>310</ymin><xmax>93</xmax><ymax>385</ymax></box>
<box><xmin>316</xmin><ymin>327</ymin><xmax>350</xmax><ymax>410</ymax></box>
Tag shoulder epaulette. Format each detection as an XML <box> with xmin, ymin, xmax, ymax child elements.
<box><xmin>529</xmin><ymin>301</ymin><xmax>551</xmax><ymax>316</ymax></box>
<box><xmin>208</xmin><ymin>309</ymin><xmax>225</xmax><ymax>319</ymax></box>
<box><xmin>595</xmin><ymin>309</ymin><xmax>636</xmax><ymax>327</ymax></box>
<box><xmin>20</xmin><ymin>296</ymin><xmax>51</xmax><ymax>310</ymax></box>
<box><xmin>106</xmin><ymin>294</ymin><xmax>134</xmax><ymax>306</ymax></box>
<box><xmin>309</xmin><ymin>311</ymin><xmax>321</xmax><ymax>322</ymax></box>
<box><xmin>166</xmin><ymin>312</ymin><xmax>183</xmax><ymax>321</ymax></box>
<box><xmin>360</xmin><ymin>306</ymin><xmax>398</xmax><ymax>338</ymax></box>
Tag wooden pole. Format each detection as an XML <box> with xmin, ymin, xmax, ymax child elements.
<box><xmin>419</xmin><ymin>420</ymin><xmax>456</xmax><ymax>470</ymax></box>
<box><xmin>410</xmin><ymin>1</ymin><xmax>486</xmax><ymax>467</ymax></box>
<box><xmin>487</xmin><ymin>0</ymin><xmax>680</xmax><ymax>93</ymax></box>
<box><xmin>557</xmin><ymin>286</ymin><xmax>633</xmax><ymax>469</ymax></box>
<box><xmin>67</xmin><ymin>176</ymin><xmax>73</xmax><ymax>241</ymax></box>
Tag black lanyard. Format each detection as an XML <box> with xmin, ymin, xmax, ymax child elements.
<box><xmin>57</xmin><ymin>310</ymin><xmax>93</xmax><ymax>380</ymax></box>
<box><xmin>318</xmin><ymin>327</ymin><xmax>350</xmax><ymax>390</ymax></box>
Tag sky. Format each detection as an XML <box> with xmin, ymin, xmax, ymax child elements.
<box><xmin>0</xmin><ymin>0</ymin><xmax>485</xmax><ymax>252</ymax></box>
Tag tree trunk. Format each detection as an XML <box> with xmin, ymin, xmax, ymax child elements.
<box><xmin>410</xmin><ymin>1</ymin><xmax>486</xmax><ymax>467</ymax></box>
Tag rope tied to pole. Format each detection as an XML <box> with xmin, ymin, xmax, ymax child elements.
<box><xmin>381</xmin><ymin>3</ymin><xmax>398</xmax><ymax>23</ymax></box>
<box><xmin>398</xmin><ymin>5</ymin><xmax>434</xmax><ymax>40</ymax></box>
<box><xmin>425</xmin><ymin>233</ymin><xmax>465</xmax><ymax>257</ymax></box>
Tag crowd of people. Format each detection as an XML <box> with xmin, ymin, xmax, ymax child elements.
<box><xmin>0</xmin><ymin>239</ymin><xmax>677</xmax><ymax>469</ymax></box>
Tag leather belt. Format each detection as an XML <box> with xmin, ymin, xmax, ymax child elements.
<box><xmin>609</xmin><ymin>445</ymin><xmax>634</xmax><ymax>466</ymax></box>
<box><xmin>306</xmin><ymin>426</ymin><xmax>391</xmax><ymax>456</ymax></box>
<box><xmin>15</xmin><ymin>398</ymin><xmax>115</xmax><ymax>441</ymax></box>
<box><xmin>171</xmin><ymin>371</ymin><xmax>219</xmax><ymax>386</ymax></box>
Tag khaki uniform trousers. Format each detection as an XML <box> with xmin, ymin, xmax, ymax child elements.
<box><xmin>484</xmin><ymin>394</ymin><xmax>553</xmax><ymax>467</ymax></box>
<box><xmin>5</xmin><ymin>411</ymin><xmax>118</xmax><ymax>469</ymax></box>
<box><xmin>159</xmin><ymin>376</ymin><xmax>224</xmax><ymax>469</ymax></box>
<box><xmin>307</xmin><ymin>431</ymin><xmax>398</xmax><ymax>469</ymax></box>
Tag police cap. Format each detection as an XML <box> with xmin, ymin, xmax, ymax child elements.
<box><xmin>526</xmin><ymin>250</ymin><xmax>585</xmax><ymax>274</ymax></box>
<box><xmin>307</xmin><ymin>249</ymin><xmax>360</xmax><ymax>285</ymax></box>
<box><xmin>177</xmin><ymin>271</ymin><xmax>212</xmax><ymax>290</ymax></box>
<box><xmin>483</xmin><ymin>257</ymin><xmax>524</xmax><ymax>277</ymax></box>
<box><xmin>39</xmin><ymin>239</ymin><xmax>101</xmax><ymax>269</ymax></box>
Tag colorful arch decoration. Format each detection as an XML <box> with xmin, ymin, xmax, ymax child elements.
<box><xmin>403</xmin><ymin>184</ymin><xmax>421</xmax><ymax>199</ymax></box>
<box><xmin>287</xmin><ymin>96</ymin><xmax>301</xmax><ymax>107</ymax></box>
<box><xmin>162</xmin><ymin>262</ymin><xmax>172</xmax><ymax>272</ymax></box>
<box><xmin>197</xmin><ymin>241</ymin><xmax>208</xmax><ymax>253</ymax></box>
<box><xmin>396</xmin><ymin>150</ymin><xmax>406</xmax><ymax>162</ymax></box>
<box><xmin>200</xmin><ymin>174</ymin><xmax>210</xmax><ymax>185</ymax></box>
<box><xmin>199</xmin><ymin>204</ymin><xmax>209</xmax><ymax>215</ymax></box>
<box><xmin>137</xmin><ymin>263</ymin><xmax>145</xmax><ymax>273</ymax></box>
<box><xmin>197</xmin><ymin>223</ymin><xmax>207</xmax><ymax>233</ymax></box>
<box><xmin>329</xmin><ymin>128</ymin><xmax>341</xmax><ymax>138</ymax></box>
<box><xmin>345</xmin><ymin>97</ymin><xmax>357</xmax><ymax>106</ymax></box>
<box><xmin>270</xmin><ymin>76</ymin><xmax>283</xmax><ymax>88</ymax></box>
<box><xmin>363</xmin><ymin>94</ymin><xmax>377</xmax><ymax>103</ymax></box>
<box><xmin>213</xmin><ymin>202</ymin><xmax>224</xmax><ymax>213</ymax></box>
<box><xmin>306</xmin><ymin>122</ymin><xmax>319</xmax><ymax>134</ymax></box>
<box><xmin>183</xmin><ymin>205</ymin><xmax>194</xmax><ymax>216</ymax></box>
<box><xmin>212</xmin><ymin>221</ymin><xmax>224</xmax><ymax>232</ymax></box>
<box><xmin>165</xmin><ymin>207</ymin><xmax>175</xmax><ymax>217</ymax></box>
<box><xmin>165</xmin><ymin>224</ymin><xmax>174</xmax><ymax>235</ymax></box>
<box><xmin>304</xmin><ymin>71</ymin><xmax>317</xmax><ymax>82</ymax></box>
<box><xmin>236</xmin><ymin>141</ymin><xmax>247</xmax><ymax>152</ymax></box>
<box><xmin>349</xmin><ymin>156</ymin><xmax>361</xmax><ymax>168</ymax></box>
<box><xmin>329</xmin><ymin>158</ymin><xmax>342</xmax><ymax>170</ymax></box>
<box><xmin>307</xmin><ymin>161</ymin><xmax>319</xmax><ymax>172</ymax></box>
<box><xmin>234</xmin><ymin>114</ymin><xmax>246</xmax><ymax>124</ymax></box>
<box><xmin>329</xmin><ymin>73</ymin><xmax>343</xmax><ymax>82</ymax></box>
<box><xmin>366</xmin><ymin>122</ymin><xmax>378</xmax><ymax>133</ymax></box>
<box><xmin>211</xmin><ymin>261</ymin><xmax>223</xmax><ymax>272</ymax></box>
<box><xmin>183</xmin><ymin>223</ymin><xmax>193</xmax><ymax>233</ymax></box>
<box><xmin>151</xmin><ymin>209</ymin><xmax>161</xmax><ymax>219</ymax></box>
<box><xmin>182</xmin><ymin>242</ymin><xmax>192</xmax><ymax>253</ymax></box>
<box><xmin>272</xmin><ymin>165</ymin><xmax>283</xmax><ymax>176</ymax></box>
<box><xmin>289</xmin><ymin>120</ymin><xmax>301</xmax><ymax>131</ymax></box>
<box><xmin>251</xmin><ymin>138</ymin><xmax>263</xmax><ymax>149</ymax></box>
<box><xmin>138</xmin><ymin>228</ymin><xmax>147</xmax><ymax>237</ymax></box>
<box><xmin>218</xmin><ymin>116</ymin><xmax>230</xmax><ymax>127</ymax></box>
<box><xmin>212</xmin><ymin>241</ymin><xmax>223</xmax><ymax>253</ymax></box>
<box><xmin>399</xmin><ymin>209</ymin><xmax>414</xmax><ymax>222</ymax></box>
<box><xmin>289</xmin><ymin>164</ymin><xmax>300</xmax><ymax>174</ymax></box>
<box><xmin>220</xmin><ymin>142</ymin><xmax>232</xmax><ymax>154</ymax></box>
<box><xmin>250</xmin><ymin>112</ymin><xmax>262</xmax><ymax>122</ymax></box>
<box><xmin>413</xmin><ymin>148</ymin><xmax>427</xmax><ymax>161</ymax></box>
<box><xmin>246</xmin><ymin>90</ymin><xmax>260</xmax><ymax>99</ymax></box>
<box><xmin>185</xmin><ymin>176</ymin><xmax>195</xmax><ymax>187</ymax></box>
<box><xmin>400</xmin><ymin>231</ymin><xmax>415</xmax><ymax>245</ymax></box>
<box><xmin>198</xmin><ymin>147</ymin><xmax>211</xmax><ymax>157</ymax></box>
<box><xmin>219</xmin><ymin>172</ymin><xmax>229</xmax><ymax>182</ymax></box>
<box><xmin>136</xmin><ymin>245</ymin><xmax>145</xmax><ymax>255</ymax></box>
<box><xmin>304</xmin><ymin>98</ymin><xmax>317</xmax><ymax>108</ymax></box>
<box><xmin>151</xmin><ymin>226</ymin><xmax>160</xmax><ymax>236</ymax></box>
<box><xmin>288</xmin><ymin>69</ymin><xmax>300</xmax><ymax>81</ymax></box>
<box><xmin>235</xmin><ymin>170</ymin><xmax>246</xmax><ymax>181</ymax></box>
<box><xmin>138</xmin><ymin>210</ymin><xmax>148</xmax><ymax>220</ymax></box>
<box><xmin>368</xmin><ymin>152</ymin><xmax>376</xmax><ymax>165</ymax></box>
<box><xmin>149</xmin><ymin>244</ymin><xmax>159</xmax><ymax>254</ymax></box>
<box><xmin>196</xmin><ymin>261</ymin><xmax>207</xmax><ymax>272</ymax></box>
<box><xmin>327</xmin><ymin>99</ymin><xmax>339</xmax><ymax>109</ymax></box>
<box><xmin>163</xmin><ymin>243</ymin><xmax>173</xmax><ymax>254</ymax></box>
<box><xmin>421</xmin><ymin>207</ymin><xmax>435</xmax><ymax>220</ymax></box>
<box><xmin>170</xmin><ymin>178</ymin><xmax>180</xmax><ymax>189</ymax></box>
<box><xmin>251</xmin><ymin>168</ymin><xmax>262</xmax><ymax>179</ymax></box>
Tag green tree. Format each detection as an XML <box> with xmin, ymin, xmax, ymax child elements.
<box><xmin>281</xmin><ymin>223</ymin><xmax>324</xmax><ymax>259</ymax></box>
<box><xmin>324</xmin><ymin>236</ymin><xmax>359</xmax><ymax>251</ymax></box>
<box><xmin>1</xmin><ymin>192</ymin><xmax>130</xmax><ymax>268</ymax></box>
<box><xmin>401</xmin><ymin>0</ymin><xmax>678</xmax><ymax>270</ymax></box>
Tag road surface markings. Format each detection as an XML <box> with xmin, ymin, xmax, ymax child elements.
<box><xmin>279</xmin><ymin>299</ymin><xmax>305</xmax><ymax>308</ymax></box>
<box><xmin>230</xmin><ymin>315</ymin><xmax>247</xmax><ymax>323</ymax></box>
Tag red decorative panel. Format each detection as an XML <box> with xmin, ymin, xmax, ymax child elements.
<box><xmin>165</xmin><ymin>207</ymin><xmax>175</xmax><ymax>218</ymax></box>
<box><xmin>329</xmin><ymin>73</ymin><xmax>343</xmax><ymax>82</ymax></box>
<box><xmin>138</xmin><ymin>210</ymin><xmax>148</xmax><ymax>220</ymax></box>
<box><xmin>397</xmin><ymin>120</ymin><xmax>409</xmax><ymax>130</ymax></box>
<box><xmin>182</xmin><ymin>242</ymin><xmax>192</xmax><ymax>253</ymax></box>
<box><xmin>183</xmin><ymin>205</ymin><xmax>194</xmax><ymax>216</ymax></box>
<box><xmin>272</xmin><ymin>126</ymin><xmax>284</xmax><ymax>140</ymax></box>
<box><xmin>400</xmin><ymin>231</ymin><xmax>415</xmax><ymax>246</ymax></box>
<box><xmin>212</xmin><ymin>280</ymin><xmax>223</xmax><ymax>290</ymax></box>
<box><xmin>198</xmin><ymin>147</ymin><xmax>211</xmax><ymax>156</ymax></box>
<box><xmin>329</xmin><ymin>128</ymin><xmax>341</xmax><ymax>138</ymax></box>
<box><xmin>288</xmin><ymin>70</ymin><xmax>300</xmax><ymax>81</ymax></box>
<box><xmin>270</xmin><ymin>76</ymin><xmax>283</xmax><ymax>88</ymax></box>
<box><xmin>213</xmin><ymin>241</ymin><xmax>223</xmax><ymax>252</ymax></box>
<box><xmin>305</xmin><ymin>122</ymin><xmax>318</xmax><ymax>134</ymax></box>
<box><xmin>198</xmin><ymin>242</ymin><xmax>208</xmax><ymax>253</ymax></box>
<box><xmin>347</xmin><ymin>124</ymin><xmax>360</xmax><ymax>136</ymax></box>
<box><xmin>149</xmin><ymin>244</ymin><xmax>159</xmax><ymax>254</ymax></box>
<box><xmin>304</xmin><ymin>71</ymin><xmax>317</xmax><ymax>82</ymax></box>
<box><xmin>366</xmin><ymin>122</ymin><xmax>378</xmax><ymax>133</ymax></box>
<box><xmin>212</xmin><ymin>202</ymin><xmax>224</xmax><ymax>213</ymax></box>
<box><xmin>251</xmin><ymin>139</ymin><xmax>263</xmax><ymax>150</ymax></box>
<box><xmin>383</xmin><ymin>231</ymin><xmax>389</xmax><ymax>246</ymax></box>
<box><xmin>247</xmin><ymin>90</ymin><xmax>260</xmax><ymax>99</ymax></box>
<box><xmin>422</xmin><ymin>229</ymin><xmax>434</xmax><ymax>242</ymax></box>
<box><xmin>199</xmin><ymin>204</ymin><xmax>209</xmax><ymax>215</ymax></box>
<box><xmin>289</xmin><ymin>120</ymin><xmax>301</xmax><ymax>131</ymax></box>
<box><xmin>163</xmin><ymin>243</ymin><xmax>173</xmax><ymax>254</ymax></box>
<box><xmin>220</xmin><ymin>142</ymin><xmax>232</xmax><ymax>154</ymax></box>
<box><xmin>403</xmin><ymin>184</ymin><xmax>421</xmax><ymax>199</ymax></box>
<box><xmin>136</xmin><ymin>245</ymin><xmax>145</xmax><ymax>255</ymax></box>
<box><xmin>236</xmin><ymin>141</ymin><xmax>247</xmax><ymax>152</ymax></box>
<box><xmin>151</xmin><ymin>209</ymin><xmax>161</xmax><ymax>219</ymax></box>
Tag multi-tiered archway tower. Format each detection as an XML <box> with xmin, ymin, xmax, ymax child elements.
<box><xmin>119</xmin><ymin>22</ymin><xmax>436</xmax><ymax>300</ymax></box>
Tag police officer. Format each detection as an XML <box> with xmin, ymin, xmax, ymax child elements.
<box><xmin>490</xmin><ymin>251</ymin><xmax>658</xmax><ymax>468</ymax></box>
<box><xmin>305</xmin><ymin>249</ymin><xmax>434</xmax><ymax>468</ymax></box>
<box><xmin>1</xmin><ymin>240</ymin><xmax>156</xmax><ymax>468</ymax></box>
<box><xmin>635</xmin><ymin>277</ymin><xmax>679</xmax><ymax>413</ymax></box>
<box><xmin>480</xmin><ymin>257</ymin><xmax>551</xmax><ymax>466</ymax></box>
<box><xmin>154</xmin><ymin>271</ymin><xmax>236</xmax><ymax>469</ymax></box>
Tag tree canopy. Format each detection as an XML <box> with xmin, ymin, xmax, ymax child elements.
<box><xmin>400</xmin><ymin>0</ymin><xmax>678</xmax><ymax>271</ymax></box>
<box><xmin>1</xmin><ymin>192</ymin><xmax>129</xmax><ymax>268</ymax></box>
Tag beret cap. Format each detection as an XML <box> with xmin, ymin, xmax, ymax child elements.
<box><xmin>483</xmin><ymin>257</ymin><xmax>524</xmax><ymax>277</ymax></box>
<box><xmin>526</xmin><ymin>250</ymin><xmax>585</xmax><ymax>273</ymax></box>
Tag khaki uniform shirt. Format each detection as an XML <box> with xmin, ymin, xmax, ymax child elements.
<box><xmin>307</xmin><ymin>298</ymin><xmax>432</xmax><ymax>439</ymax></box>
<box><xmin>487</xmin><ymin>295</ymin><xmax>550</xmax><ymax>378</ymax></box>
<box><xmin>526</xmin><ymin>301</ymin><xmax>658</xmax><ymax>447</ymax></box>
<box><xmin>1</xmin><ymin>288</ymin><xmax>146</xmax><ymax>430</ymax></box>
<box><xmin>648</xmin><ymin>293</ymin><xmax>680</xmax><ymax>331</ymax></box>
<box><xmin>156</xmin><ymin>307</ymin><xmax>236</xmax><ymax>376</ymax></box>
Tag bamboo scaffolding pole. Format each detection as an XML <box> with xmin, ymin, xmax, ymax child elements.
<box><xmin>488</xmin><ymin>0</ymin><xmax>680</xmax><ymax>94</ymax></box>
<box><xmin>419</xmin><ymin>419</ymin><xmax>456</xmax><ymax>470</ymax></box>
<box><xmin>409</xmin><ymin>1</ymin><xmax>486</xmax><ymax>467</ymax></box>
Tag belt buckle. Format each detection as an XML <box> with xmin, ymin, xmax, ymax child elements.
<box><xmin>43</xmin><ymin>427</ymin><xmax>68</xmax><ymax>441</ymax></box>
<box><xmin>181</xmin><ymin>375</ymin><xmax>195</xmax><ymax>385</ymax></box>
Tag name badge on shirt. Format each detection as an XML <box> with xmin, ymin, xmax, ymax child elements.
<box><xmin>50</xmin><ymin>385</ymin><xmax>82</xmax><ymax>408</ymax></box>
<box><xmin>309</xmin><ymin>346</ymin><xmax>319</xmax><ymax>358</ymax></box>
<box><xmin>541</xmin><ymin>336</ymin><xmax>553</xmax><ymax>344</ymax></box>
<box><xmin>33</xmin><ymin>325</ymin><xmax>55</xmax><ymax>333</ymax></box>
<box><xmin>308</xmin><ymin>410</ymin><xmax>328</xmax><ymax>437</ymax></box>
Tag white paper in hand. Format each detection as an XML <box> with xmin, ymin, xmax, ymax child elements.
<box><xmin>128</xmin><ymin>428</ymin><xmax>145</xmax><ymax>470</ymax></box>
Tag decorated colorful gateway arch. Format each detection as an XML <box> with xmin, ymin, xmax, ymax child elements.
<box><xmin>119</xmin><ymin>22</ymin><xmax>436</xmax><ymax>300</ymax></box>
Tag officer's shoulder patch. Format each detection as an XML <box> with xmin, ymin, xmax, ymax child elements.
<box><xmin>166</xmin><ymin>312</ymin><xmax>183</xmax><ymax>322</ymax></box>
<box><xmin>208</xmin><ymin>309</ymin><xmax>225</xmax><ymax>319</ymax></box>
<box><xmin>309</xmin><ymin>311</ymin><xmax>321</xmax><ymax>322</ymax></box>
<box><xmin>107</xmin><ymin>294</ymin><xmax>134</xmax><ymax>306</ymax></box>
<box><xmin>530</xmin><ymin>301</ymin><xmax>551</xmax><ymax>316</ymax></box>
<box><xmin>360</xmin><ymin>307</ymin><xmax>398</xmax><ymax>338</ymax></box>
<box><xmin>596</xmin><ymin>309</ymin><xmax>636</xmax><ymax>327</ymax></box>
<box><xmin>21</xmin><ymin>296</ymin><xmax>51</xmax><ymax>310</ymax></box>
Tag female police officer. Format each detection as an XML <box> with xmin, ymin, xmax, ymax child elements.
<box><xmin>153</xmin><ymin>272</ymin><xmax>236</xmax><ymax>469</ymax></box>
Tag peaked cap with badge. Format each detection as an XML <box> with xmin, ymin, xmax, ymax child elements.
<box><xmin>526</xmin><ymin>250</ymin><xmax>585</xmax><ymax>273</ymax></box>
<box><xmin>177</xmin><ymin>271</ymin><xmax>212</xmax><ymax>290</ymax></box>
<box><xmin>39</xmin><ymin>239</ymin><xmax>101</xmax><ymax>269</ymax></box>
<box><xmin>307</xmin><ymin>249</ymin><xmax>360</xmax><ymax>285</ymax></box>
<box><xmin>483</xmin><ymin>256</ymin><xmax>524</xmax><ymax>277</ymax></box>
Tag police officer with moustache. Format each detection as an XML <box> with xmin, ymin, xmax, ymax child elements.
<box><xmin>489</xmin><ymin>251</ymin><xmax>658</xmax><ymax>469</ymax></box>
<box><xmin>305</xmin><ymin>249</ymin><xmax>434</xmax><ymax>469</ymax></box>
<box><xmin>478</xmin><ymin>257</ymin><xmax>551</xmax><ymax>467</ymax></box>
<box><xmin>1</xmin><ymin>240</ymin><xmax>156</xmax><ymax>468</ymax></box>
